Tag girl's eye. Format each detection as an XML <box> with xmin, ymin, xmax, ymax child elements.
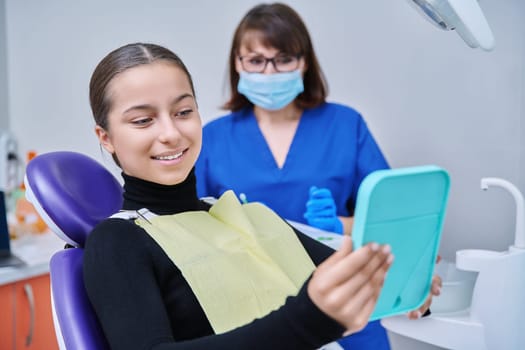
<box><xmin>131</xmin><ymin>117</ymin><xmax>153</xmax><ymax>126</ymax></box>
<box><xmin>176</xmin><ymin>109</ymin><xmax>193</xmax><ymax>118</ymax></box>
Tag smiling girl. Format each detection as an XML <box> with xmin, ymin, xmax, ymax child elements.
<box><xmin>83</xmin><ymin>42</ymin><xmax>394</xmax><ymax>349</ymax></box>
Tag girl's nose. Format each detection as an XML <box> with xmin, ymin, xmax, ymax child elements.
<box><xmin>157</xmin><ymin>116</ymin><xmax>181</xmax><ymax>143</ymax></box>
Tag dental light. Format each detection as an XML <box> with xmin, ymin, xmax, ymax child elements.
<box><xmin>408</xmin><ymin>0</ymin><xmax>495</xmax><ymax>51</ymax></box>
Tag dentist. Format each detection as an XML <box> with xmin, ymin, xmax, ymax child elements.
<box><xmin>196</xmin><ymin>3</ymin><xmax>391</xmax><ymax>349</ymax></box>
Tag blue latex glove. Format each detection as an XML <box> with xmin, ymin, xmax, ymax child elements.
<box><xmin>303</xmin><ymin>186</ymin><xmax>343</xmax><ymax>234</ymax></box>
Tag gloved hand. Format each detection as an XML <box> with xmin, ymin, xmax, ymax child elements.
<box><xmin>303</xmin><ymin>186</ymin><xmax>343</xmax><ymax>234</ymax></box>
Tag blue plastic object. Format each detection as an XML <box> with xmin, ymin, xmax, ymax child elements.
<box><xmin>304</xmin><ymin>186</ymin><xmax>344</xmax><ymax>234</ymax></box>
<box><xmin>352</xmin><ymin>165</ymin><xmax>450</xmax><ymax>320</ymax></box>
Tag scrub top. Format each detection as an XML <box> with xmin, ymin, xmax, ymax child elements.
<box><xmin>196</xmin><ymin>102</ymin><xmax>389</xmax><ymax>224</ymax></box>
<box><xmin>195</xmin><ymin>102</ymin><xmax>391</xmax><ymax>350</ymax></box>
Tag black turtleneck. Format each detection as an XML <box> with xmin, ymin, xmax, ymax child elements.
<box><xmin>83</xmin><ymin>171</ymin><xmax>344</xmax><ymax>350</ymax></box>
<box><xmin>121</xmin><ymin>169</ymin><xmax>209</xmax><ymax>215</ymax></box>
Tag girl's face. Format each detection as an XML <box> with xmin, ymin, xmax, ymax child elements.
<box><xmin>95</xmin><ymin>61</ymin><xmax>202</xmax><ymax>186</ymax></box>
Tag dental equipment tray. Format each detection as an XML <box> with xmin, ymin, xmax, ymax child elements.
<box><xmin>352</xmin><ymin>165</ymin><xmax>450</xmax><ymax>320</ymax></box>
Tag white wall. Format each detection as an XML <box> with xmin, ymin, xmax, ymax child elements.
<box><xmin>3</xmin><ymin>1</ymin><xmax>524</xmax><ymax>349</ymax></box>
<box><xmin>7</xmin><ymin>0</ymin><xmax>524</xmax><ymax>258</ymax></box>
<box><xmin>0</xmin><ymin>0</ymin><xmax>8</xmax><ymax>129</ymax></box>
<box><xmin>5</xmin><ymin>1</ymin><xmax>524</xmax><ymax>251</ymax></box>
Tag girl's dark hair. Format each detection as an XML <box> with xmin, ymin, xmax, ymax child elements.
<box><xmin>223</xmin><ymin>3</ymin><xmax>328</xmax><ymax>111</ymax></box>
<box><xmin>89</xmin><ymin>43</ymin><xmax>195</xmax><ymax>131</ymax></box>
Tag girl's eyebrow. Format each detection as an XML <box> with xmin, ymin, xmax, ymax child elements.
<box><xmin>123</xmin><ymin>93</ymin><xmax>194</xmax><ymax>114</ymax></box>
<box><xmin>172</xmin><ymin>93</ymin><xmax>194</xmax><ymax>105</ymax></box>
<box><xmin>123</xmin><ymin>104</ymin><xmax>152</xmax><ymax>114</ymax></box>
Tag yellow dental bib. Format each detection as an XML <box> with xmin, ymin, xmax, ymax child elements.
<box><xmin>134</xmin><ymin>190</ymin><xmax>316</xmax><ymax>334</ymax></box>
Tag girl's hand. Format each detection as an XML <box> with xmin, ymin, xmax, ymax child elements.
<box><xmin>307</xmin><ymin>236</ymin><xmax>393</xmax><ymax>335</ymax></box>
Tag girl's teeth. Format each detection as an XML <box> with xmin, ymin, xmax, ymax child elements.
<box><xmin>157</xmin><ymin>152</ymin><xmax>183</xmax><ymax>160</ymax></box>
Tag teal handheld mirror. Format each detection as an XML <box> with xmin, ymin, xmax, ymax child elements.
<box><xmin>352</xmin><ymin>165</ymin><xmax>450</xmax><ymax>320</ymax></box>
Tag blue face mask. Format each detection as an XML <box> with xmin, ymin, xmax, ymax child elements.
<box><xmin>237</xmin><ymin>70</ymin><xmax>304</xmax><ymax>111</ymax></box>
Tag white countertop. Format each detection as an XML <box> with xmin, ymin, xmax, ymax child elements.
<box><xmin>0</xmin><ymin>231</ymin><xmax>64</xmax><ymax>285</ymax></box>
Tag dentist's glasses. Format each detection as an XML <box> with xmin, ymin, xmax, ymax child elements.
<box><xmin>238</xmin><ymin>54</ymin><xmax>301</xmax><ymax>73</ymax></box>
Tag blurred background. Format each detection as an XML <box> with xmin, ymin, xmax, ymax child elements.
<box><xmin>0</xmin><ymin>1</ymin><xmax>523</xmax><ymax>347</ymax></box>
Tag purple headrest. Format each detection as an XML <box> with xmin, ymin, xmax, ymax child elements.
<box><xmin>25</xmin><ymin>151</ymin><xmax>123</xmax><ymax>247</ymax></box>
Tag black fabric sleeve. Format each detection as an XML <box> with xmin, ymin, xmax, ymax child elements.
<box><xmin>154</xmin><ymin>282</ymin><xmax>344</xmax><ymax>350</ymax></box>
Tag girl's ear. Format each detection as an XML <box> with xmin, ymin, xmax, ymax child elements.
<box><xmin>95</xmin><ymin>125</ymin><xmax>115</xmax><ymax>154</ymax></box>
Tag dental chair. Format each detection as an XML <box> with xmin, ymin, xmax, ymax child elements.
<box><xmin>24</xmin><ymin>151</ymin><xmax>123</xmax><ymax>350</ymax></box>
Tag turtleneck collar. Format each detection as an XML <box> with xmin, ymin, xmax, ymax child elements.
<box><xmin>121</xmin><ymin>168</ymin><xmax>209</xmax><ymax>215</ymax></box>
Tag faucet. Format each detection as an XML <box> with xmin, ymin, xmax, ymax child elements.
<box><xmin>480</xmin><ymin>177</ymin><xmax>525</xmax><ymax>249</ymax></box>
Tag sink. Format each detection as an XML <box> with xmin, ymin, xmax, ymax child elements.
<box><xmin>431</xmin><ymin>260</ymin><xmax>477</xmax><ymax>314</ymax></box>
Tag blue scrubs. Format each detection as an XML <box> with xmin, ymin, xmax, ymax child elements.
<box><xmin>196</xmin><ymin>102</ymin><xmax>390</xmax><ymax>349</ymax></box>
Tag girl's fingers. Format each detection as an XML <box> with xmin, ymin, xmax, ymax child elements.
<box><xmin>320</xmin><ymin>249</ymin><xmax>392</xmax><ymax>320</ymax></box>
<box><xmin>328</xmin><ymin>243</ymin><xmax>390</xmax><ymax>287</ymax></box>
<box><xmin>338</xmin><ymin>235</ymin><xmax>353</xmax><ymax>255</ymax></box>
<box><xmin>342</xmin><ymin>292</ymin><xmax>379</xmax><ymax>336</ymax></box>
<box><xmin>314</xmin><ymin>236</ymin><xmax>353</xmax><ymax>275</ymax></box>
<box><xmin>308</xmin><ymin>240</ymin><xmax>394</xmax><ymax>331</ymax></box>
<box><xmin>340</xmin><ymin>257</ymin><xmax>390</xmax><ymax>333</ymax></box>
<box><xmin>324</xmin><ymin>245</ymin><xmax>392</xmax><ymax>302</ymax></box>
